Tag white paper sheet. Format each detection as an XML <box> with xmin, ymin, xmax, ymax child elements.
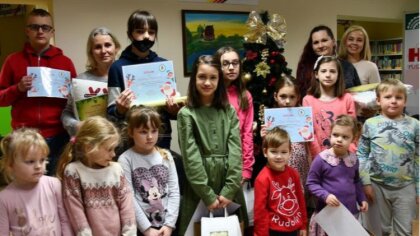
<box><xmin>314</xmin><ymin>205</ymin><xmax>369</xmax><ymax>236</ymax></box>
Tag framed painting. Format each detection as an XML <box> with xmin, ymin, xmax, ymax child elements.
<box><xmin>181</xmin><ymin>10</ymin><xmax>249</xmax><ymax>76</ymax></box>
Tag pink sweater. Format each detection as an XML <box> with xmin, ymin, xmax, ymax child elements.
<box><xmin>227</xmin><ymin>85</ymin><xmax>254</xmax><ymax>179</ymax></box>
<box><xmin>302</xmin><ymin>93</ymin><xmax>356</xmax><ymax>157</ymax></box>
<box><xmin>0</xmin><ymin>176</ymin><xmax>73</xmax><ymax>236</ymax></box>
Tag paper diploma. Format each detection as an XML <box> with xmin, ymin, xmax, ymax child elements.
<box><xmin>314</xmin><ymin>205</ymin><xmax>369</xmax><ymax>236</ymax></box>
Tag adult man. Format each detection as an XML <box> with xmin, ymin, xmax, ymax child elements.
<box><xmin>0</xmin><ymin>8</ymin><xmax>77</xmax><ymax>175</ymax></box>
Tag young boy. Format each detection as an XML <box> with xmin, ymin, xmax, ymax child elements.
<box><xmin>358</xmin><ymin>78</ymin><xmax>418</xmax><ymax>236</ymax></box>
<box><xmin>254</xmin><ymin>127</ymin><xmax>307</xmax><ymax>236</ymax></box>
<box><xmin>0</xmin><ymin>8</ymin><xmax>76</xmax><ymax>175</ymax></box>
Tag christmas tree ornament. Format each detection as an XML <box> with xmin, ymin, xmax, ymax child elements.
<box><xmin>242</xmin><ymin>72</ymin><xmax>252</xmax><ymax>83</ymax></box>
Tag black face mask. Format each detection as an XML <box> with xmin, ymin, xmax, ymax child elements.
<box><xmin>132</xmin><ymin>38</ymin><xmax>155</xmax><ymax>52</ymax></box>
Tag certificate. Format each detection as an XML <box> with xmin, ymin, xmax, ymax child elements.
<box><xmin>71</xmin><ymin>78</ymin><xmax>108</xmax><ymax>120</ymax></box>
<box><xmin>75</xmin><ymin>94</ymin><xmax>108</xmax><ymax>121</ymax></box>
<box><xmin>122</xmin><ymin>61</ymin><xmax>180</xmax><ymax>106</ymax></box>
<box><xmin>314</xmin><ymin>205</ymin><xmax>369</xmax><ymax>236</ymax></box>
<box><xmin>27</xmin><ymin>67</ymin><xmax>71</xmax><ymax>98</ymax></box>
<box><xmin>264</xmin><ymin>107</ymin><xmax>314</xmax><ymax>142</ymax></box>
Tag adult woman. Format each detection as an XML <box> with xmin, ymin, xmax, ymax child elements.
<box><xmin>296</xmin><ymin>25</ymin><xmax>361</xmax><ymax>101</ymax></box>
<box><xmin>338</xmin><ymin>25</ymin><xmax>380</xmax><ymax>85</ymax></box>
<box><xmin>61</xmin><ymin>27</ymin><xmax>120</xmax><ymax>136</ymax></box>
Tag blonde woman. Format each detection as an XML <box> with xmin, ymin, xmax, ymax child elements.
<box><xmin>338</xmin><ymin>25</ymin><xmax>380</xmax><ymax>85</ymax></box>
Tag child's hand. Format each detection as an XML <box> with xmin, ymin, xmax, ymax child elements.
<box><xmin>260</xmin><ymin>124</ymin><xmax>267</xmax><ymax>138</ymax></box>
<box><xmin>116</xmin><ymin>89</ymin><xmax>134</xmax><ymax>115</ymax></box>
<box><xmin>143</xmin><ymin>227</ymin><xmax>160</xmax><ymax>236</ymax></box>
<box><xmin>299</xmin><ymin>229</ymin><xmax>307</xmax><ymax>236</ymax></box>
<box><xmin>158</xmin><ymin>225</ymin><xmax>173</xmax><ymax>236</ymax></box>
<box><xmin>207</xmin><ymin>199</ymin><xmax>220</xmax><ymax>211</ymax></box>
<box><xmin>325</xmin><ymin>194</ymin><xmax>340</xmax><ymax>207</ymax></box>
<box><xmin>359</xmin><ymin>201</ymin><xmax>368</xmax><ymax>212</ymax></box>
<box><xmin>363</xmin><ymin>185</ymin><xmax>375</xmax><ymax>203</ymax></box>
<box><xmin>166</xmin><ymin>97</ymin><xmax>182</xmax><ymax>115</ymax></box>
<box><xmin>218</xmin><ymin>195</ymin><xmax>232</xmax><ymax>208</ymax></box>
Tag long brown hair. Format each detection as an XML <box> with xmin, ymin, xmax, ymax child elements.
<box><xmin>214</xmin><ymin>46</ymin><xmax>249</xmax><ymax>110</ymax></box>
<box><xmin>307</xmin><ymin>56</ymin><xmax>345</xmax><ymax>98</ymax></box>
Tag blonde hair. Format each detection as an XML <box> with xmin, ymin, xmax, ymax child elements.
<box><xmin>56</xmin><ymin>116</ymin><xmax>120</xmax><ymax>179</ymax></box>
<box><xmin>86</xmin><ymin>27</ymin><xmax>121</xmax><ymax>72</ymax></box>
<box><xmin>0</xmin><ymin>128</ymin><xmax>49</xmax><ymax>182</ymax></box>
<box><xmin>338</xmin><ymin>25</ymin><xmax>372</xmax><ymax>61</ymax></box>
<box><xmin>262</xmin><ymin>127</ymin><xmax>291</xmax><ymax>149</ymax></box>
<box><xmin>376</xmin><ymin>78</ymin><xmax>407</xmax><ymax>100</ymax></box>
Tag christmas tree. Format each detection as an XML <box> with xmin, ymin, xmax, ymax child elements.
<box><xmin>242</xmin><ymin>11</ymin><xmax>292</xmax><ymax>172</ymax></box>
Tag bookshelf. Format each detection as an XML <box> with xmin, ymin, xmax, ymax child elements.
<box><xmin>371</xmin><ymin>38</ymin><xmax>403</xmax><ymax>80</ymax></box>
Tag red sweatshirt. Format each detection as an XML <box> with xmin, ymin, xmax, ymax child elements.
<box><xmin>0</xmin><ymin>43</ymin><xmax>76</xmax><ymax>137</ymax></box>
<box><xmin>254</xmin><ymin>165</ymin><xmax>307</xmax><ymax>235</ymax></box>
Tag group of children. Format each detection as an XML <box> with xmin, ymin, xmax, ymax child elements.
<box><xmin>0</xmin><ymin>7</ymin><xmax>418</xmax><ymax>236</ymax></box>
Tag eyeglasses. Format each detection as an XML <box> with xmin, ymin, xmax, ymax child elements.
<box><xmin>222</xmin><ymin>60</ymin><xmax>240</xmax><ymax>68</ymax></box>
<box><xmin>26</xmin><ymin>24</ymin><xmax>54</xmax><ymax>32</ymax></box>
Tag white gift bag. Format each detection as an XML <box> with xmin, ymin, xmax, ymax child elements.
<box><xmin>243</xmin><ymin>182</ymin><xmax>255</xmax><ymax>226</ymax></box>
<box><xmin>201</xmin><ymin>208</ymin><xmax>242</xmax><ymax>236</ymax></box>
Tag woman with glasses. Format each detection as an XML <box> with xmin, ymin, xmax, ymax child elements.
<box><xmin>61</xmin><ymin>27</ymin><xmax>121</xmax><ymax>136</ymax></box>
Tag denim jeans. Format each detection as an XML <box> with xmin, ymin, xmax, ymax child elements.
<box><xmin>45</xmin><ymin>132</ymin><xmax>69</xmax><ymax>175</ymax></box>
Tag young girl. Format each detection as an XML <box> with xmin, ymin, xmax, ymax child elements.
<box><xmin>214</xmin><ymin>46</ymin><xmax>254</xmax><ymax>183</ymax></box>
<box><xmin>254</xmin><ymin>127</ymin><xmax>307</xmax><ymax>236</ymax></box>
<box><xmin>177</xmin><ymin>55</ymin><xmax>246</xmax><ymax>235</ymax></box>
<box><xmin>302</xmin><ymin>56</ymin><xmax>356</xmax><ymax>157</ymax></box>
<box><xmin>306</xmin><ymin>115</ymin><xmax>368</xmax><ymax>236</ymax></box>
<box><xmin>118</xmin><ymin>106</ymin><xmax>180</xmax><ymax>236</ymax></box>
<box><xmin>107</xmin><ymin>10</ymin><xmax>179</xmax><ymax>150</ymax></box>
<box><xmin>260</xmin><ymin>75</ymin><xmax>311</xmax><ymax>194</ymax></box>
<box><xmin>0</xmin><ymin>128</ymin><xmax>73</xmax><ymax>235</ymax></box>
<box><xmin>56</xmin><ymin>116</ymin><xmax>136</xmax><ymax>235</ymax></box>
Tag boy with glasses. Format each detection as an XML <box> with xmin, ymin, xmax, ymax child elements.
<box><xmin>0</xmin><ymin>8</ymin><xmax>77</xmax><ymax>175</ymax></box>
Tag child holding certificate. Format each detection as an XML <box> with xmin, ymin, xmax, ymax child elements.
<box><xmin>306</xmin><ymin>115</ymin><xmax>368</xmax><ymax>236</ymax></box>
<box><xmin>177</xmin><ymin>55</ymin><xmax>246</xmax><ymax>235</ymax></box>
<box><xmin>254</xmin><ymin>127</ymin><xmax>307</xmax><ymax>236</ymax></box>
<box><xmin>118</xmin><ymin>106</ymin><xmax>180</xmax><ymax>236</ymax></box>
<box><xmin>107</xmin><ymin>10</ymin><xmax>180</xmax><ymax>151</ymax></box>
<box><xmin>260</xmin><ymin>75</ymin><xmax>311</xmax><ymax>194</ymax></box>
<box><xmin>302</xmin><ymin>56</ymin><xmax>356</xmax><ymax>157</ymax></box>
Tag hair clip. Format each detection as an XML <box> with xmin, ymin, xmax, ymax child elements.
<box><xmin>70</xmin><ymin>136</ymin><xmax>77</xmax><ymax>144</ymax></box>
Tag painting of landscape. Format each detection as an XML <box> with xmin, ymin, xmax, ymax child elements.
<box><xmin>182</xmin><ymin>10</ymin><xmax>249</xmax><ymax>75</ymax></box>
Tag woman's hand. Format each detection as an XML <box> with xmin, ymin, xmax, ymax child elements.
<box><xmin>116</xmin><ymin>89</ymin><xmax>134</xmax><ymax>116</ymax></box>
<box><xmin>143</xmin><ymin>227</ymin><xmax>160</xmax><ymax>236</ymax></box>
<box><xmin>359</xmin><ymin>201</ymin><xmax>368</xmax><ymax>212</ymax></box>
<box><xmin>158</xmin><ymin>225</ymin><xmax>173</xmax><ymax>236</ymax></box>
<box><xmin>207</xmin><ymin>199</ymin><xmax>220</xmax><ymax>211</ymax></box>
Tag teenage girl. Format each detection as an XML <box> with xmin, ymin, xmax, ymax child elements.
<box><xmin>302</xmin><ymin>56</ymin><xmax>356</xmax><ymax>157</ymax></box>
<box><xmin>0</xmin><ymin>128</ymin><xmax>73</xmax><ymax>235</ymax></box>
<box><xmin>306</xmin><ymin>115</ymin><xmax>368</xmax><ymax>236</ymax></box>
<box><xmin>214</xmin><ymin>46</ymin><xmax>254</xmax><ymax>183</ymax></box>
<box><xmin>177</xmin><ymin>55</ymin><xmax>246</xmax><ymax>235</ymax></box>
<box><xmin>107</xmin><ymin>10</ymin><xmax>179</xmax><ymax>150</ymax></box>
<box><xmin>118</xmin><ymin>106</ymin><xmax>180</xmax><ymax>236</ymax></box>
<box><xmin>56</xmin><ymin>116</ymin><xmax>136</xmax><ymax>235</ymax></box>
<box><xmin>260</xmin><ymin>75</ymin><xmax>311</xmax><ymax>193</ymax></box>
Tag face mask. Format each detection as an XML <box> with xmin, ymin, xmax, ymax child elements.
<box><xmin>132</xmin><ymin>38</ymin><xmax>155</xmax><ymax>52</ymax></box>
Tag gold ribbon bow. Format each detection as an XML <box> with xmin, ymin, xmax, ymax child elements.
<box><xmin>243</xmin><ymin>11</ymin><xmax>287</xmax><ymax>48</ymax></box>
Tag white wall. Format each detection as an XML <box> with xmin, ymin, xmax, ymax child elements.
<box><xmin>52</xmin><ymin>0</ymin><xmax>418</xmax><ymax>152</ymax></box>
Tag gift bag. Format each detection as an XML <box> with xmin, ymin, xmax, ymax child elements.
<box><xmin>200</xmin><ymin>209</ymin><xmax>242</xmax><ymax>236</ymax></box>
<box><xmin>243</xmin><ymin>182</ymin><xmax>254</xmax><ymax>226</ymax></box>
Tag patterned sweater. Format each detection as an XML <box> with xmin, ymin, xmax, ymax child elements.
<box><xmin>357</xmin><ymin>115</ymin><xmax>419</xmax><ymax>195</ymax></box>
<box><xmin>62</xmin><ymin>161</ymin><xmax>136</xmax><ymax>235</ymax></box>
